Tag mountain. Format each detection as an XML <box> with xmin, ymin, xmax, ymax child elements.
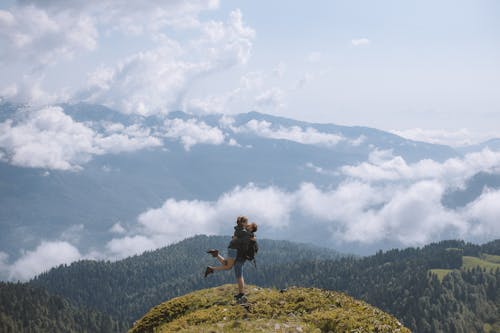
<box><xmin>0</xmin><ymin>102</ymin><xmax>461</xmax><ymax>260</ymax></box>
<box><xmin>130</xmin><ymin>284</ymin><xmax>410</xmax><ymax>333</ymax></box>
<box><xmin>0</xmin><ymin>282</ymin><xmax>127</xmax><ymax>333</ymax></box>
<box><xmin>30</xmin><ymin>235</ymin><xmax>342</xmax><ymax>324</ymax></box>
<box><xmin>442</xmin><ymin>171</ymin><xmax>500</xmax><ymax>208</ymax></box>
<box><xmin>457</xmin><ymin>138</ymin><xmax>500</xmax><ymax>154</ymax></box>
<box><xmin>30</xmin><ymin>236</ymin><xmax>500</xmax><ymax>333</ymax></box>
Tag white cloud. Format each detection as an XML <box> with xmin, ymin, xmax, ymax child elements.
<box><xmin>0</xmin><ymin>2</ymin><xmax>253</xmax><ymax>114</ymax></box>
<box><xmin>162</xmin><ymin>118</ymin><xmax>225</xmax><ymax>150</ymax></box>
<box><xmin>79</xmin><ymin>9</ymin><xmax>254</xmax><ymax>116</ymax></box>
<box><xmin>235</xmin><ymin>119</ymin><xmax>345</xmax><ymax>147</ymax></box>
<box><xmin>121</xmin><ymin>147</ymin><xmax>500</xmax><ymax>251</ymax></box>
<box><xmin>0</xmin><ymin>106</ymin><xmax>162</xmax><ymax>170</ymax></box>
<box><xmin>0</xmin><ymin>0</ymin><xmax>219</xmax><ymax>68</ymax></box>
<box><xmin>349</xmin><ymin>135</ymin><xmax>366</xmax><ymax>146</ymax></box>
<box><xmin>390</xmin><ymin>128</ymin><xmax>493</xmax><ymax>147</ymax></box>
<box><xmin>464</xmin><ymin>189</ymin><xmax>500</xmax><ymax>237</ymax></box>
<box><xmin>109</xmin><ymin>222</ymin><xmax>126</xmax><ymax>234</ymax></box>
<box><xmin>4</xmin><ymin>170</ymin><xmax>500</xmax><ymax>276</ymax></box>
<box><xmin>107</xmin><ymin>183</ymin><xmax>294</xmax><ymax>258</ymax></box>
<box><xmin>106</xmin><ymin>235</ymin><xmax>157</xmax><ymax>260</ymax></box>
<box><xmin>8</xmin><ymin>241</ymin><xmax>82</xmax><ymax>281</ymax></box>
<box><xmin>255</xmin><ymin>87</ymin><xmax>285</xmax><ymax>109</ymax></box>
<box><xmin>351</xmin><ymin>38</ymin><xmax>370</xmax><ymax>46</ymax></box>
<box><xmin>341</xmin><ymin>148</ymin><xmax>500</xmax><ymax>185</ymax></box>
<box><xmin>0</xmin><ymin>5</ymin><xmax>97</xmax><ymax>67</ymax></box>
<box><xmin>104</xmin><ymin>175</ymin><xmax>498</xmax><ymax>259</ymax></box>
<box><xmin>60</xmin><ymin>224</ymin><xmax>85</xmax><ymax>244</ymax></box>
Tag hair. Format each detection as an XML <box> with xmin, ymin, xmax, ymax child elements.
<box><xmin>248</xmin><ymin>222</ymin><xmax>258</xmax><ymax>233</ymax></box>
<box><xmin>236</xmin><ymin>216</ymin><xmax>248</xmax><ymax>226</ymax></box>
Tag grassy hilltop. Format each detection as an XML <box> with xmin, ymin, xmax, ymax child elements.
<box><xmin>130</xmin><ymin>284</ymin><xmax>410</xmax><ymax>333</ymax></box>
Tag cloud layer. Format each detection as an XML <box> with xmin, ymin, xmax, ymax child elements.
<box><xmin>104</xmin><ymin>148</ymin><xmax>500</xmax><ymax>257</ymax></box>
<box><xmin>233</xmin><ymin>119</ymin><xmax>345</xmax><ymax>147</ymax></box>
<box><xmin>2</xmin><ymin>148</ymin><xmax>499</xmax><ymax>280</ymax></box>
<box><xmin>162</xmin><ymin>118</ymin><xmax>225</xmax><ymax>150</ymax></box>
<box><xmin>0</xmin><ymin>106</ymin><xmax>161</xmax><ymax>170</ymax></box>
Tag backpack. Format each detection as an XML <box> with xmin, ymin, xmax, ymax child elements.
<box><xmin>238</xmin><ymin>240</ymin><xmax>259</xmax><ymax>267</ymax></box>
<box><xmin>245</xmin><ymin>240</ymin><xmax>259</xmax><ymax>261</ymax></box>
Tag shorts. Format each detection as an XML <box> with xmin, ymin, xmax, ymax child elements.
<box><xmin>227</xmin><ymin>248</ymin><xmax>237</xmax><ymax>259</ymax></box>
<box><xmin>234</xmin><ymin>259</ymin><xmax>245</xmax><ymax>278</ymax></box>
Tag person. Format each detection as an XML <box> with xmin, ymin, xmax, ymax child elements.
<box><xmin>205</xmin><ymin>216</ymin><xmax>257</xmax><ymax>299</ymax></box>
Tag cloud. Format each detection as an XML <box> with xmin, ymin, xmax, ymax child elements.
<box><xmin>235</xmin><ymin>119</ymin><xmax>345</xmax><ymax>147</ymax></box>
<box><xmin>105</xmin><ymin>235</ymin><xmax>157</xmax><ymax>260</ymax></box>
<box><xmin>5</xmin><ymin>156</ymin><xmax>500</xmax><ymax>275</ymax></box>
<box><xmin>79</xmin><ymin>9</ymin><xmax>254</xmax><ymax>116</ymax></box>
<box><xmin>0</xmin><ymin>0</ymin><xmax>219</xmax><ymax>68</ymax></box>
<box><xmin>0</xmin><ymin>106</ymin><xmax>162</xmax><ymax>170</ymax></box>
<box><xmin>1</xmin><ymin>2</ymin><xmax>254</xmax><ymax>114</ymax></box>
<box><xmin>103</xmin><ymin>174</ymin><xmax>497</xmax><ymax>260</ymax></box>
<box><xmin>0</xmin><ymin>5</ymin><xmax>97</xmax><ymax>67</ymax></box>
<box><xmin>254</xmin><ymin>87</ymin><xmax>285</xmax><ymax>109</ymax></box>
<box><xmin>341</xmin><ymin>148</ymin><xmax>500</xmax><ymax>184</ymax></box>
<box><xmin>351</xmin><ymin>38</ymin><xmax>370</xmax><ymax>46</ymax></box>
<box><xmin>109</xmin><ymin>222</ymin><xmax>126</xmax><ymax>234</ymax></box>
<box><xmin>162</xmin><ymin>118</ymin><xmax>225</xmax><ymax>150</ymax></box>
<box><xmin>8</xmin><ymin>241</ymin><xmax>82</xmax><ymax>281</ymax></box>
<box><xmin>390</xmin><ymin>128</ymin><xmax>491</xmax><ymax>147</ymax></box>
<box><xmin>464</xmin><ymin>189</ymin><xmax>500</xmax><ymax>237</ymax></box>
<box><xmin>106</xmin><ymin>184</ymin><xmax>294</xmax><ymax>258</ymax></box>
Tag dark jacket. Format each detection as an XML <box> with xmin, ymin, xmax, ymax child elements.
<box><xmin>228</xmin><ymin>225</ymin><xmax>254</xmax><ymax>250</ymax></box>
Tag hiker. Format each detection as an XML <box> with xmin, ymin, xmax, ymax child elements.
<box><xmin>205</xmin><ymin>216</ymin><xmax>258</xmax><ymax>299</ymax></box>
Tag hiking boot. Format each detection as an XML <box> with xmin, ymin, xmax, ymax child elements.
<box><xmin>204</xmin><ymin>266</ymin><xmax>214</xmax><ymax>277</ymax></box>
<box><xmin>206</xmin><ymin>249</ymin><xmax>219</xmax><ymax>257</ymax></box>
<box><xmin>234</xmin><ymin>293</ymin><xmax>245</xmax><ymax>299</ymax></box>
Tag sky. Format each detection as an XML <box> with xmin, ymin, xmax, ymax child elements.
<box><xmin>1</xmin><ymin>0</ymin><xmax>499</xmax><ymax>145</ymax></box>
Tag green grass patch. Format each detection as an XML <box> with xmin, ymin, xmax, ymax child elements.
<box><xmin>429</xmin><ymin>269</ymin><xmax>453</xmax><ymax>282</ymax></box>
<box><xmin>481</xmin><ymin>253</ymin><xmax>500</xmax><ymax>264</ymax></box>
<box><xmin>462</xmin><ymin>256</ymin><xmax>500</xmax><ymax>271</ymax></box>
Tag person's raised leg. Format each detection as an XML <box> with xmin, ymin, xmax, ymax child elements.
<box><xmin>211</xmin><ymin>257</ymin><xmax>235</xmax><ymax>271</ymax></box>
<box><xmin>216</xmin><ymin>254</ymin><xmax>227</xmax><ymax>265</ymax></box>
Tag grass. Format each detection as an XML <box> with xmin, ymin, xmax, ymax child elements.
<box><xmin>430</xmin><ymin>253</ymin><xmax>500</xmax><ymax>282</ymax></box>
<box><xmin>129</xmin><ymin>284</ymin><xmax>411</xmax><ymax>333</ymax></box>
<box><xmin>480</xmin><ymin>253</ymin><xmax>500</xmax><ymax>264</ymax></box>
<box><xmin>429</xmin><ymin>269</ymin><xmax>454</xmax><ymax>282</ymax></box>
<box><xmin>462</xmin><ymin>256</ymin><xmax>500</xmax><ymax>271</ymax></box>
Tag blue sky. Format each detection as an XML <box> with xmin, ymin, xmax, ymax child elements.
<box><xmin>1</xmin><ymin>0</ymin><xmax>499</xmax><ymax>144</ymax></box>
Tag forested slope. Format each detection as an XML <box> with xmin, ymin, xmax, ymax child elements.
<box><xmin>30</xmin><ymin>235</ymin><xmax>341</xmax><ymax>323</ymax></box>
<box><xmin>0</xmin><ymin>282</ymin><xmax>128</xmax><ymax>333</ymax></box>
<box><xmin>29</xmin><ymin>237</ymin><xmax>500</xmax><ymax>332</ymax></box>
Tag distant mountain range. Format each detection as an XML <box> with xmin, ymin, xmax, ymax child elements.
<box><xmin>1</xmin><ymin>102</ymin><xmax>499</xmax><ymax>269</ymax></box>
